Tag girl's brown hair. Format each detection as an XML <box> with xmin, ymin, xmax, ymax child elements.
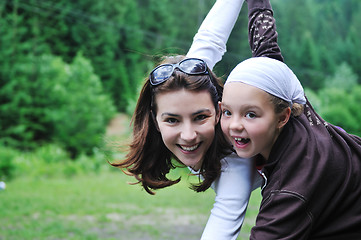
<box><xmin>112</xmin><ymin>56</ymin><xmax>232</xmax><ymax>194</ymax></box>
<box><xmin>270</xmin><ymin>95</ymin><xmax>304</xmax><ymax>117</ymax></box>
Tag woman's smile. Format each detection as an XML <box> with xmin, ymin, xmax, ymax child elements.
<box><xmin>178</xmin><ymin>143</ymin><xmax>201</xmax><ymax>152</ymax></box>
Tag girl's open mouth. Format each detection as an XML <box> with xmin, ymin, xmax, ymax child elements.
<box><xmin>234</xmin><ymin>137</ymin><xmax>250</xmax><ymax>145</ymax></box>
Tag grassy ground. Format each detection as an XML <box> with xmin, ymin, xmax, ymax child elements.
<box><xmin>0</xmin><ymin>170</ymin><xmax>261</xmax><ymax>240</ymax></box>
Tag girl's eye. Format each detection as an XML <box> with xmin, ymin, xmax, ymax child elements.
<box><xmin>245</xmin><ymin>112</ymin><xmax>256</xmax><ymax>119</ymax></box>
<box><xmin>222</xmin><ymin>109</ymin><xmax>231</xmax><ymax>117</ymax></box>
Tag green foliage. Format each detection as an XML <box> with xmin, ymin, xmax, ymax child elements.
<box><xmin>273</xmin><ymin>0</ymin><xmax>361</xmax><ymax>89</ymax></box>
<box><xmin>1</xmin><ymin>144</ymin><xmax>111</xmax><ymax>179</ymax></box>
<box><xmin>309</xmin><ymin>64</ymin><xmax>361</xmax><ymax>137</ymax></box>
<box><xmin>47</xmin><ymin>53</ymin><xmax>117</xmax><ymax>157</ymax></box>
<box><xmin>0</xmin><ymin>53</ymin><xmax>116</xmax><ymax>157</ymax></box>
<box><xmin>326</xmin><ymin>62</ymin><xmax>358</xmax><ymax>91</ymax></box>
<box><xmin>0</xmin><ymin>146</ymin><xmax>17</xmax><ymax>180</ymax></box>
<box><xmin>296</xmin><ymin>31</ymin><xmax>323</xmax><ymax>89</ymax></box>
<box><xmin>304</xmin><ymin>88</ymin><xmax>321</xmax><ymax>112</ymax></box>
<box><xmin>3</xmin><ymin>0</ymin><xmax>361</xmax><ymax>103</ymax></box>
<box><xmin>317</xmin><ymin>86</ymin><xmax>361</xmax><ymax>137</ymax></box>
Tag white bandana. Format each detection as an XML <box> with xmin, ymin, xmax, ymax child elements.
<box><xmin>225</xmin><ymin>57</ymin><xmax>306</xmax><ymax>105</ymax></box>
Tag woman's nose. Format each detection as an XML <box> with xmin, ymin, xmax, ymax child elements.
<box><xmin>180</xmin><ymin>123</ymin><xmax>197</xmax><ymax>141</ymax></box>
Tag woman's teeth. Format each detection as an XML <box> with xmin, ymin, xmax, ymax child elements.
<box><xmin>180</xmin><ymin>144</ymin><xmax>199</xmax><ymax>151</ymax></box>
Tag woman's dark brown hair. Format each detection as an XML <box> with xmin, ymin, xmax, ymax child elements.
<box><xmin>112</xmin><ymin>55</ymin><xmax>232</xmax><ymax>194</ymax></box>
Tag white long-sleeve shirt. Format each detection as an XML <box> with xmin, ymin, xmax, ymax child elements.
<box><xmin>198</xmin><ymin>154</ymin><xmax>262</xmax><ymax>240</ymax></box>
<box><xmin>185</xmin><ymin>0</ymin><xmax>263</xmax><ymax>239</ymax></box>
<box><xmin>186</xmin><ymin>0</ymin><xmax>245</xmax><ymax>70</ymax></box>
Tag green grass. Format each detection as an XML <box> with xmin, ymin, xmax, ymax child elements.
<box><xmin>0</xmin><ymin>170</ymin><xmax>261</xmax><ymax>240</ymax></box>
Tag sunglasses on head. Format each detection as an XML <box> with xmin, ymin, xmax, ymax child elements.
<box><xmin>149</xmin><ymin>58</ymin><xmax>209</xmax><ymax>86</ymax></box>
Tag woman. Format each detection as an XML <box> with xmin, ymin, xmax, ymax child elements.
<box><xmin>113</xmin><ymin>0</ymin><xmax>279</xmax><ymax>238</ymax></box>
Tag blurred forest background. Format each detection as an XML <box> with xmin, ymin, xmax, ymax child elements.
<box><xmin>1</xmin><ymin>0</ymin><xmax>361</xmax><ymax>179</ymax></box>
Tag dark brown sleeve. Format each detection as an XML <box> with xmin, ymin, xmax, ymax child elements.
<box><xmin>247</xmin><ymin>0</ymin><xmax>284</xmax><ymax>62</ymax></box>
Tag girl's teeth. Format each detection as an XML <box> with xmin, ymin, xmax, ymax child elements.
<box><xmin>235</xmin><ymin>137</ymin><xmax>250</xmax><ymax>144</ymax></box>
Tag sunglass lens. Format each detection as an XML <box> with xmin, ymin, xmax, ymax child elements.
<box><xmin>180</xmin><ymin>59</ymin><xmax>206</xmax><ymax>74</ymax></box>
<box><xmin>151</xmin><ymin>65</ymin><xmax>173</xmax><ymax>85</ymax></box>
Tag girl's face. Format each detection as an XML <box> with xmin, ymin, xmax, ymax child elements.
<box><xmin>220</xmin><ymin>82</ymin><xmax>290</xmax><ymax>160</ymax></box>
<box><xmin>155</xmin><ymin>89</ymin><xmax>219</xmax><ymax>171</ymax></box>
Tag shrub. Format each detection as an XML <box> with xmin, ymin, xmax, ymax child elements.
<box><xmin>314</xmin><ymin>64</ymin><xmax>361</xmax><ymax>136</ymax></box>
<box><xmin>10</xmin><ymin>144</ymin><xmax>112</xmax><ymax>179</ymax></box>
<box><xmin>0</xmin><ymin>53</ymin><xmax>116</xmax><ymax>157</ymax></box>
<box><xmin>47</xmin><ymin>53</ymin><xmax>117</xmax><ymax>157</ymax></box>
<box><xmin>0</xmin><ymin>146</ymin><xmax>17</xmax><ymax>179</ymax></box>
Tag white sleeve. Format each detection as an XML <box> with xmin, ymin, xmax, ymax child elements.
<box><xmin>186</xmin><ymin>0</ymin><xmax>245</xmax><ymax>70</ymax></box>
<box><xmin>201</xmin><ymin>153</ymin><xmax>262</xmax><ymax>240</ymax></box>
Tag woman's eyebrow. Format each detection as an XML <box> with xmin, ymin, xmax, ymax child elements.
<box><xmin>161</xmin><ymin>112</ymin><xmax>179</xmax><ymax>117</ymax></box>
<box><xmin>160</xmin><ymin>109</ymin><xmax>212</xmax><ymax>118</ymax></box>
<box><xmin>192</xmin><ymin>109</ymin><xmax>212</xmax><ymax>116</ymax></box>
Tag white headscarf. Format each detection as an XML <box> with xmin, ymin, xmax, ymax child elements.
<box><xmin>225</xmin><ymin>57</ymin><xmax>306</xmax><ymax>105</ymax></box>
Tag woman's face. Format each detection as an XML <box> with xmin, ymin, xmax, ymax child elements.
<box><xmin>155</xmin><ymin>89</ymin><xmax>219</xmax><ymax>171</ymax></box>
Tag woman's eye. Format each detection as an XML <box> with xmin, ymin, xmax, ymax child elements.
<box><xmin>165</xmin><ymin>118</ymin><xmax>178</xmax><ymax>124</ymax></box>
<box><xmin>195</xmin><ymin>114</ymin><xmax>208</xmax><ymax>121</ymax></box>
<box><xmin>222</xmin><ymin>109</ymin><xmax>231</xmax><ymax>117</ymax></box>
<box><xmin>245</xmin><ymin>112</ymin><xmax>256</xmax><ymax>119</ymax></box>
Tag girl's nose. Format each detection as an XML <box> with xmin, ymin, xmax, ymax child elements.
<box><xmin>229</xmin><ymin>117</ymin><xmax>244</xmax><ymax>132</ymax></box>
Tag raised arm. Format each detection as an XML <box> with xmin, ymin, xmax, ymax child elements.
<box><xmin>186</xmin><ymin>0</ymin><xmax>246</xmax><ymax>70</ymax></box>
<box><xmin>247</xmin><ymin>0</ymin><xmax>284</xmax><ymax>61</ymax></box>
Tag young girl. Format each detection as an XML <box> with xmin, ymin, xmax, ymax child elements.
<box><xmin>113</xmin><ymin>0</ymin><xmax>281</xmax><ymax>238</ymax></box>
<box><xmin>220</xmin><ymin>19</ymin><xmax>361</xmax><ymax>240</ymax></box>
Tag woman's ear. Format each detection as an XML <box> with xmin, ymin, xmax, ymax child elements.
<box><xmin>151</xmin><ymin>110</ymin><xmax>160</xmax><ymax>131</ymax></box>
<box><xmin>277</xmin><ymin>107</ymin><xmax>291</xmax><ymax>129</ymax></box>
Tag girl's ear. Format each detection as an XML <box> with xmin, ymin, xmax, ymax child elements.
<box><xmin>277</xmin><ymin>107</ymin><xmax>291</xmax><ymax>129</ymax></box>
<box><xmin>151</xmin><ymin>110</ymin><xmax>160</xmax><ymax>131</ymax></box>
